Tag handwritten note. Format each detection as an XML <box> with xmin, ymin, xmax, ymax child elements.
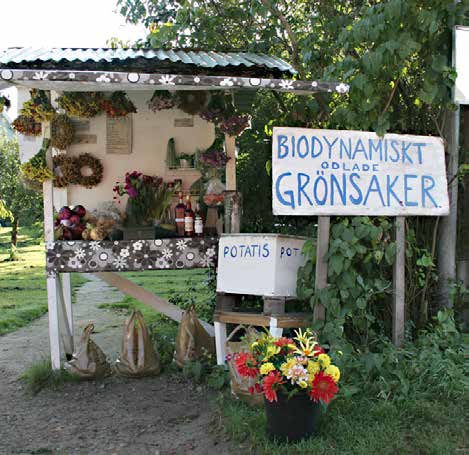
<box><xmin>106</xmin><ymin>115</ymin><xmax>132</xmax><ymax>154</ymax></box>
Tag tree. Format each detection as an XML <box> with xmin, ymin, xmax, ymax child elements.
<box><xmin>0</xmin><ymin>134</ymin><xmax>43</xmax><ymax>259</ymax></box>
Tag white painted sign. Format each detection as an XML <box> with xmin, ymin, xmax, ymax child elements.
<box><xmin>272</xmin><ymin>127</ymin><xmax>449</xmax><ymax>216</ymax></box>
<box><xmin>217</xmin><ymin>234</ymin><xmax>307</xmax><ymax>297</ymax></box>
<box><xmin>455</xmin><ymin>26</ymin><xmax>469</xmax><ymax>105</ymax></box>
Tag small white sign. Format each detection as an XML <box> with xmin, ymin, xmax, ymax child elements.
<box><xmin>455</xmin><ymin>26</ymin><xmax>469</xmax><ymax>105</ymax></box>
<box><xmin>272</xmin><ymin>127</ymin><xmax>449</xmax><ymax>216</ymax></box>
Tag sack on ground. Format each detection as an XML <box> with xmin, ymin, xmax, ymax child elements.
<box><xmin>65</xmin><ymin>323</ymin><xmax>111</xmax><ymax>379</ymax></box>
<box><xmin>114</xmin><ymin>310</ymin><xmax>161</xmax><ymax>377</ymax></box>
<box><xmin>226</xmin><ymin>325</ymin><xmax>263</xmax><ymax>407</ymax></box>
<box><xmin>174</xmin><ymin>305</ymin><xmax>215</xmax><ymax>367</ymax></box>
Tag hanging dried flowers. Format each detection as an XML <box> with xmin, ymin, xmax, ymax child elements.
<box><xmin>218</xmin><ymin>113</ymin><xmax>251</xmax><ymax>137</ymax></box>
<box><xmin>12</xmin><ymin>115</ymin><xmax>42</xmax><ymax>136</ymax></box>
<box><xmin>147</xmin><ymin>90</ymin><xmax>175</xmax><ymax>112</ymax></box>
<box><xmin>199</xmin><ymin>148</ymin><xmax>230</xmax><ymax>169</ymax></box>
<box><xmin>52</xmin><ymin>154</ymin><xmax>73</xmax><ymax>188</ymax></box>
<box><xmin>101</xmin><ymin>91</ymin><xmax>137</xmax><ymax>117</ymax></box>
<box><xmin>71</xmin><ymin>153</ymin><xmax>104</xmax><ymax>188</ymax></box>
<box><xmin>20</xmin><ymin>138</ymin><xmax>53</xmax><ymax>183</ymax></box>
<box><xmin>56</xmin><ymin>92</ymin><xmax>104</xmax><ymax>118</ymax></box>
<box><xmin>20</xmin><ymin>89</ymin><xmax>55</xmax><ymax>122</ymax></box>
<box><xmin>51</xmin><ymin>114</ymin><xmax>75</xmax><ymax>150</ymax></box>
<box><xmin>175</xmin><ymin>91</ymin><xmax>209</xmax><ymax>115</ymax></box>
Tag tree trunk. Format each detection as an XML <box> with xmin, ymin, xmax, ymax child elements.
<box><xmin>11</xmin><ymin>215</ymin><xmax>18</xmax><ymax>247</ymax></box>
<box><xmin>437</xmin><ymin>107</ymin><xmax>460</xmax><ymax>308</ymax></box>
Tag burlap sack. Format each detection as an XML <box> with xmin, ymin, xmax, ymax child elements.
<box><xmin>114</xmin><ymin>310</ymin><xmax>161</xmax><ymax>377</ymax></box>
<box><xmin>174</xmin><ymin>305</ymin><xmax>215</xmax><ymax>367</ymax></box>
<box><xmin>65</xmin><ymin>323</ymin><xmax>111</xmax><ymax>379</ymax></box>
<box><xmin>226</xmin><ymin>325</ymin><xmax>263</xmax><ymax>407</ymax></box>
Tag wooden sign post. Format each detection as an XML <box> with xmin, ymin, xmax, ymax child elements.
<box><xmin>272</xmin><ymin>127</ymin><xmax>450</xmax><ymax>344</ymax></box>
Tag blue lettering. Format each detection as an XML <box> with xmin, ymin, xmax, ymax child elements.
<box><xmin>353</xmin><ymin>138</ymin><xmax>367</xmax><ymax>160</ymax></box>
<box><xmin>311</xmin><ymin>136</ymin><xmax>323</xmax><ymax>158</ymax></box>
<box><xmin>313</xmin><ymin>175</ymin><xmax>328</xmax><ymax>205</ymax></box>
<box><xmin>404</xmin><ymin>174</ymin><xmax>418</xmax><ymax>206</ymax></box>
<box><xmin>414</xmin><ymin>143</ymin><xmax>426</xmax><ymax>165</ymax></box>
<box><xmin>331</xmin><ymin>174</ymin><xmax>347</xmax><ymax>205</ymax></box>
<box><xmin>230</xmin><ymin>246</ymin><xmax>237</xmax><ymax>258</ymax></box>
<box><xmin>275</xmin><ymin>172</ymin><xmax>295</xmax><ymax>209</ymax></box>
<box><xmin>324</xmin><ymin>136</ymin><xmax>338</xmax><ymax>159</ymax></box>
<box><xmin>278</xmin><ymin>135</ymin><xmax>289</xmax><ymax>159</ymax></box>
<box><xmin>386</xmin><ymin>175</ymin><xmax>402</xmax><ymax>206</ymax></box>
<box><xmin>297</xmin><ymin>173</ymin><xmax>313</xmax><ymax>207</ymax></box>
<box><xmin>369</xmin><ymin>139</ymin><xmax>383</xmax><ymax>161</ymax></box>
<box><xmin>364</xmin><ymin>175</ymin><xmax>385</xmax><ymax>206</ymax></box>
<box><xmin>401</xmin><ymin>142</ymin><xmax>413</xmax><ymax>164</ymax></box>
<box><xmin>421</xmin><ymin>175</ymin><xmax>438</xmax><ymax>207</ymax></box>
<box><xmin>223</xmin><ymin>246</ymin><xmax>229</xmax><ymax>257</ymax></box>
<box><xmin>349</xmin><ymin>173</ymin><xmax>363</xmax><ymax>205</ymax></box>
<box><xmin>262</xmin><ymin>244</ymin><xmax>270</xmax><ymax>257</ymax></box>
<box><xmin>339</xmin><ymin>138</ymin><xmax>352</xmax><ymax>159</ymax></box>
<box><xmin>389</xmin><ymin>140</ymin><xmax>400</xmax><ymax>162</ymax></box>
<box><xmin>297</xmin><ymin>135</ymin><xmax>309</xmax><ymax>158</ymax></box>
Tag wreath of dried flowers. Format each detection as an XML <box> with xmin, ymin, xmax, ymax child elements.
<box><xmin>175</xmin><ymin>91</ymin><xmax>210</xmax><ymax>115</ymax></box>
<box><xmin>60</xmin><ymin>153</ymin><xmax>104</xmax><ymax>188</ymax></box>
<box><xmin>12</xmin><ymin>115</ymin><xmax>42</xmax><ymax>136</ymax></box>
<box><xmin>56</xmin><ymin>92</ymin><xmax>104</xmax><ymax>118</ymax></box>
<box><xmin>51</xmin><ymin>114</ymin><xmax>75</xmax><ymax>150</ymax></box>
<box><xmin>147</xmin><ymin>90</ymin><xmax>175</xmax><ymax>112</ymax></box>
<box><xmin>52</xmin><ymin>154</ymin><xmax>73</xmax><ymax>188</ymax></box>
<box><xmin>21</xmin><ymin>89</ymin><xmax>55</xmax><ymax>122</ymax></box>
<box><xmin>101</xmin><ymin>91</ymin><xmax>137</xmax><ymax>117</ymax></box>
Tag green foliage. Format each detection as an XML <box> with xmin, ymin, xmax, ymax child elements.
<box><xmin>182</xmin><ymin>353</ymin><xmax>230</xmax><ymax>390</ymax></box>
<box><xmin>21</xmin><ymin>359</ymin><xmax>80</xmax><ymax>395</ymax></box>
<box><xmin>298</xmin><ymin>217</ymin><xmax>395</xmax><ymax>346</ymax></box>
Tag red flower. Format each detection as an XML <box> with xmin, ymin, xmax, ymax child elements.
<box><xmin>313</xmin><ymin>346</ymin><xmax>325</xmax><ymax>357</ymax></box>
<box><xmin>275</xmin><ymin>337</ymin><xmax>294</xmax><ymax>348</ymax></box>
<box><xmin>262</xmin><ymin>371</ymin><xmax>284</xmax><ymax>402</ymax></box>
<box><xmin>234</xmin><ymin>352</ymin><xmax>259</xmax><ymax>378</ymax></box>
<box><xmin>309</xmin><ymin>371</ymin><xmax>339</xmax><ymax>404</ymax></box>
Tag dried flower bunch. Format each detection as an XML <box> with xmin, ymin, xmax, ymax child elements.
<box><xmin>12</xmin><ymin>115</ymin><xmax>41</xmax><ymax>136</ymax></box>
<box><xmin>50</xmin><ymin>114</ymin><xmax>75</xmax><ymax>150</ymax></box>
<box><xmin>56</xmin><ymin>92</ymin><xmax>104</xmax><ymax>118</ymax></box>
<box><xmin>147</xmin><ymin>90</ymin><xmax>175</xmax><ymax>112</ymax></box>
<box><xmin>101</xmin><ymin>91</ymin><xmax>137</xmax><ymax>117</ymax></box>
<box><xmin>20</xmin><ymin>89</ymin><xmax>55</xmax><ymax>122</ymax></box>
<box><xmin>199</xmin><ymin>148</ymin><xmax>230</xmax><ymax>169</ymax></box>
<box><xmin>20</xmin><ymin>138</ymin><xmax>53</xmax><ymax>183</ymax></box>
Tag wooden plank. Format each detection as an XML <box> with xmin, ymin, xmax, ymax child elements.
<box><xmin>392</xmin><ymin>216</ymin><xmax>406</xmax><ymax>346</ymax></box>
<box><xmin>94</xmin><ymin>272</ymin><xmax>215</xmax><ymax>337</ymax></box>
<box><xmin>263</xmin><ymin>297</ymin><xmax>285</xmax><ymax>315</ymax></box>
<box><xmin>214</xmin><ymin>321</ymin><xmax>227</xmax><ymax>365</ymax></box>
<box><xmin>314</xmin><ymin>216</ymin><xmax>330</xmax><ymax>321</ymax></box>
<box><xmin>224</xmin><ymin>133</ymin><xmax>236</xmax><ymax>191</ymax></box>
<box><xmin>214</xmin><ymin>311</ymin><xmax>309</xmax><ymax>328</ymax></box>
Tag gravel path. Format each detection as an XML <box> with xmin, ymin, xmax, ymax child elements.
<box><xmin>0</xmin><ymin>274</ymin><xmax>235</xmax><ymax>454</ymax></box>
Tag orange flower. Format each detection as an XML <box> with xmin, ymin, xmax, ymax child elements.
<box><xmin>309</xmin><ymin>371</ymin><xmax>339</xmax><ymax>404</ymax></box>
<box><xmin>262</xmin><ymin>371</ymin><xmax>284</xmax><ymax>402</ymax></box>
<box><xmin>234</xmin><ymin>352</ymin><xmax>259</xmax><ymax>378</ymax></box>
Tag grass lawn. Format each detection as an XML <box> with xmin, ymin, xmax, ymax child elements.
<box><xmin>220</xmin><ymin>394</ymin><xmax>467</xmax><ymax>454</ymax></box>
<box><xmin>0</xmin><ymin>225</ymin><xmax>87</xmax><ymax>335</ymax></box>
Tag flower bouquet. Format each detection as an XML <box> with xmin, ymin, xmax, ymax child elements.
<box><xmin>20</xmin><ymin>89</ymin><xmax>55</xmax><ymax>122</ymax></box>
<box><xmin>232</xmin><ymin>329</ymin><xmax>340</xmax><ymax>442</ymax></box>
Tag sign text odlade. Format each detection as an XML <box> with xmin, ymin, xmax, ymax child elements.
<box><xmin>272</xmin><ymin>127</ymin><xmax>449</xmax><ymax>216</ymax></box>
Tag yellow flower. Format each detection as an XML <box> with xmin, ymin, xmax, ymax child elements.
<box><xmin>317</xmin><ymin>353</ymin><xmax>331</xmax><ymax>368</ymax></box>
<box><xmin>259</xmin><ymin>362</ymin><xmax>276</xmax><ymax>375</ymax></box>
<box><xmin>307</xmin><ymin>360</ymin><xmax>320</xmax><ymax>376</ymax></box>
<box><xmin>263</xmin><ymin>345</ymin><xmax>280</xmax><ymax>361</ymax></box>
<box><xmin>298</xmin><ymin>380</ymin><xmax>308</xmax><ymax>389</ymax></box>
<box><xmin>280</xmin><ymin>358</ymin><xmax>296</xmax><ymax>375</ymax></box>
<box><xmin>325</xmin><ymin>365</ymin><xmax>340</xmax><ymax>383</ymax></box>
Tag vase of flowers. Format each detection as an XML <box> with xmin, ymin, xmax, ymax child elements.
<box><xmin>232</xmin><ymin>329</ymin><xmax>340</xmax><ymax>443</ymax></box>
<box><xmin>113</xmin><ymin>171</ymin><xmax>173</xmax><ymax>238</ymax></box>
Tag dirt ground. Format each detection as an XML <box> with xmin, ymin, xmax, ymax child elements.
<box><xmin>0</xmin><ymin>275</ymin><xmax>237</xmax><ymax>454</ymax></box>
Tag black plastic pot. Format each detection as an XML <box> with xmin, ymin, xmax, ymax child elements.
<box><xmin>264</xmin><ymin>393</ymin><xmax>321</xmax><ymax>443</ymax></box>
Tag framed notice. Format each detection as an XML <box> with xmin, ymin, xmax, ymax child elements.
<box><xmin>106</xmin><ymin>115</ymin><xmax>132</xmax><ymax>154</ymax></box>
<box><xmin>272</xmin><ymin>127</ymin><xmax>449</xmax><ymax>216</ymax></box>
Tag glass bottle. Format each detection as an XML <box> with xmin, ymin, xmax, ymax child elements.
<box><xmin>184</xmin><ymin>195</ymin><xmax>194</xmax><ymax>237</ymax></box>
<box><xmin>175</xmin><ymin>191</ymin><xmax>185</xmax><ymax>236</ymax></box>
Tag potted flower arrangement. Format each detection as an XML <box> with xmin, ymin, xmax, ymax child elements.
<box><xmin>232</xmin><ymin>329</ymin><xmax>340</xmax><ymax>442</ymax></box>
<box><xmin>113</xmin><ymin>171</ymin><xmax>173</xmax><ymax>239</ymax></box>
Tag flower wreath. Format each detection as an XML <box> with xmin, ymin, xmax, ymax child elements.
<box><xmin>59</xmin><ymin>153</ymin><xmax>103</xmax><ymax>188</ymax></box>
<box><xmin>51</xmin><ymin>114</ymin><xmax>75</xmax><ymax>150</ymax></box>
<box><xmin>52</xmin><ymin>154</ymin><xmax>73</xmax><ymax>188</ymax></box>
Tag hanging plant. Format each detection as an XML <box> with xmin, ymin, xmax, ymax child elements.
<box><xmin>0</xmin><ymin>95</ymin><xmax>10</xmax><ymax>113</ymax></box>
<box><xmin>12</xmin><ymin>115</ymin><xmax>42</xmax><ymax>136</ymax></box>
<box><xmin>199</xmin><ymin>148</ymin><xmax>231</xmax><ymax>169</ymax></box>
<box><xmin>51</xmin><ymin>114</ymin><xmax>75</xmax><ymax>150</ymax></box>
<box><xmin>20</xmin><ymin>138</ymin><xmax>53</xmax><ymax>183</ymax></box>
<box><xmin>56</xmin><ymin>92</ymin><xmax>104</xmax><ymax>118</ymax></box>
<box><xmin>20</xmin><ymin>89</ymin><xmax>55</xmax><ymax>122</ymax></box>
<box><xmin>219</xmin><ymin>113</ymin><xmax>251</xmax><ymax>137</ymax></box>
<box><xmin>147</xmin><ymin>90</ymin><xmax>175</xmax><ymax>112</ymax></box>
<box><xmin>101</xmin><ymin>91</ymin><xmax>137</xmax><ymax>117</ymax></box>
<box><xmin>175</xmin><ymin>91</ymin><xmax>210</xmax><ymax>115</ymax></box>
<box><xmin>68</xmin><ymin>153</ymin><xmax>104</xmax><ymax>188</ymax></box>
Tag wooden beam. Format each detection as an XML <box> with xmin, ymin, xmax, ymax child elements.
<box><xmin>214</xmin><ymin>310</ymin><xmax>309</xmax><ymax>328</ymax></box>
<box><xmin>94</xmin><ymin>272</ymin><xmax>215</xmax><ymax>337</ymax></box>
<box><xmin>393</xmin><ymin>216</ymin><xmax>406</xmax><ymax>346</ymax></box>
<box><xmin>314</xmin><ymin>216</ymin><xmax>330</xmax><ymax>321</ymax></box>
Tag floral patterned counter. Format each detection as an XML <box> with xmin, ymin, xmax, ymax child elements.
<box><xmin>46</xmin><ymin>237</ymin><xmax>218</xmax><ymax>277</ymax></box>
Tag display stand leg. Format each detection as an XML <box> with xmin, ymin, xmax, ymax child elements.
<box><xmin>46</xmin><ymin>275</ymin><xmax>62</xmax><ymax>370</ymax></box>
<box><xmin>269</xmin><ymin>317</ymin><xmax>283</xmax><ymax>337</ymax></box>
<box><xmin>214</xmin><ymin>322</ymin><xmax>227</xmax><ymax>365</ymax></box>
<box><xmin>264</xmin><ymin>297</ymin><xmax>285</xmax><ymax>338</ymax></box>
<box><xmin>57</xmin><ymin>274</ymin><xmax>74</xmax><ymax>358</ymax></box>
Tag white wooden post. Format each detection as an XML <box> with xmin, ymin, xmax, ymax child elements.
<box><xmin>224</xmin><ymin>133</ymin><xmax>236</xmax><ymax>191</ymax></box>
<box><xmin>393</xmin><ymin>216</ymin><xmax>406</xmax><ymax>346</ymax></box>
<box><xmin>214</xmin><ymin>321</ymin><xmax>227</xmax><ymax>366</ymax></box>
<box><xmin>269</xmin><ymin>317</ymin><xmax>283</xmax><ymax>338</ymax></box>
<box><xmin>314</xmin><ymin>216</ymin><xmax>330</xmax><ymax>321</ymax></box>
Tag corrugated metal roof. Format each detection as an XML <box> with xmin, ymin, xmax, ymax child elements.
<box><xmin>0</xmin><ymin>47</ymin><xmax>296</xmax><ymax>74</ymax></box>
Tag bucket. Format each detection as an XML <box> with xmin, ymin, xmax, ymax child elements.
<box><xmin>264</xmin><ymin>392</ymin><xmax>321</xmax><ymax>442</ymax></box>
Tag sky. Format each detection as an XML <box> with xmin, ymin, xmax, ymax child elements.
<box><xmin>0</xmin><ymin>0</ymin><xmax>147</xmax><ymax>119</ymax></box>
